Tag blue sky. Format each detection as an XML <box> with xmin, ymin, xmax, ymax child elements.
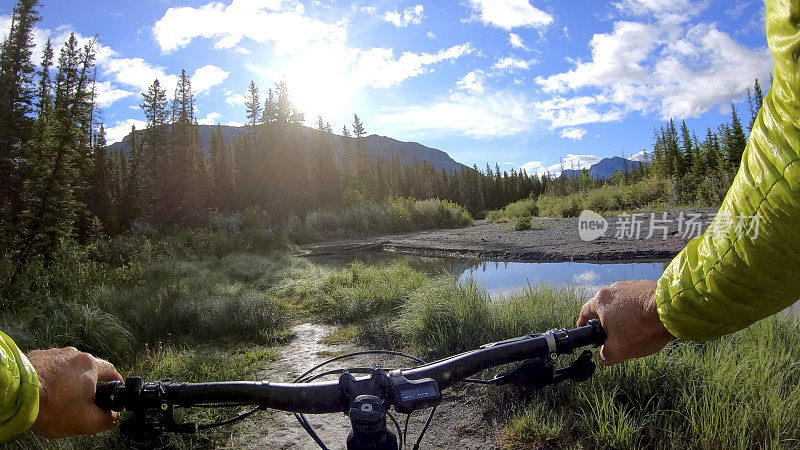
<box><xmin>2</xmin><ymin>0</ymin><xmax>771</xmax><ymax>174</ymax></box>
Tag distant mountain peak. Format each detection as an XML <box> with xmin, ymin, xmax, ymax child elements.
<box><xmin>562</xmin><ymin>156</ymin><xmax>642</xmax><ymax>179</ymax></box>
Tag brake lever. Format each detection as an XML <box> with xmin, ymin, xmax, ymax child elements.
<box><xmin>491</xmin><ymin>350</ymin><xmax>596</xmax><ymax>389</ymax></box>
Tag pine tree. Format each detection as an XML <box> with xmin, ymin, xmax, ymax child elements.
<box><xmin>352</xmin><ymin>114</ymin><xmax>372</xmax><ymax>194</ymax></box>
<box><xmin>261</xmin><ymin>88</ymin><xmax>277</xmax><ymax>123</ymax></box>
<box><xmin>13</xmin><ymin>34</ymin><xmax>97</xmax><ymax>278</ymax></box>
<box><xmin>245</xmin><ymin>81</ymin><xmax>261</xmax><ymax>128</ymax></box>
<box><xmin>87</xmin><ymin>125</ymin><xmax>111</xmax><ymax>227</ymax></box>
<box><xmin>35</xmin><ymin>39</ymin><xmax>53</xmax><ymax>117</ymax></box>
<box><xmin>209</xmin><ymin>125</ymin><xmax>233</xmax><ymax>210</ymax></box>
<box><xmin>275</xmin><ymin>80</ymin><xmax>291</xmax><ymax>124</ymax></box>
<box><xmin>725</xmin><ymin>104</ymin><xmax>747</xmax><ymax>173</ymax></box>
<box><xmin>0</xmin><ymin>0</ymin><xmax>40</xmax><ymax>233</ymax></box>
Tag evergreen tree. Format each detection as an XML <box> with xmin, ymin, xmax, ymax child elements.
<box><xmin>209</xmin><ymin>125</ymin><xmax>233</xmax><ymax>210</ymax></box>
<box><xmin>725</xmin><ymin>104</ymin><xmax>747</xmax><ymax>173</ymax></box>
<box><xmin>14</xmin><ymin>34</ymin><xmax>97</xmax><ymax>277</ymax></box>
<box><xmin>0</xmin><ymin>0</ymin><xmax>40</xmax><ymax>234</ymax></box>
<box><xmin>245</xmin><ymin>81</ymin><xmax>261</xmax><ymax>128</ymax></box>
<box><xmin>261</xmin><ymin>87</ymin><xmax>277</xmax><ymax>123</ymax></box>
<box><xmin>87</xmin><ymin>125</ymin><xmax>111</xmax><ymax>228</ymax></box>
<box><xmin>35</xmin><ymin>39</ymin><xmax>53</xmax><ymax>117</ymax></box>
<box><xmin>352</xmin><ymin>114</ymin><xmax>372</xmax><ymax>194</ymax></box>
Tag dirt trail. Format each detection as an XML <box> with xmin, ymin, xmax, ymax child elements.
<box><xmin>227</xmin><ymin>323</ymin><xmax>501</xmax><ymax>449</ymax></box>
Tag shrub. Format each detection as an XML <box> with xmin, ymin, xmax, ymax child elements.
<box><xmin>295</xmin><ymin>198</ymin><xmax>472</xmax><ymax>243</ymax></box>
<box><xmin>514</xmin><ymin>216</ymin><xmax>532</xmax><ymax>231</ymax></box>
<box><xmin>486</xmin><ymin>198</ymin><xmax>538</xmax><ymax>223</ymax></box>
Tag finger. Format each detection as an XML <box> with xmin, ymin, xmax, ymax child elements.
<box><xmin>96</xmin><ymin>360</ymin><xmax>124</xmax><ymax>383</ymax></box>
<box><xmin>599</xmin><ymin>338</ymin><xmax>623</xmax><ymax>366</ymax></box>
<box><xmin>81</xmin><ymin>407</ymin><xmax>119</xmax><ymax>435</ymax></box>
<box><xmin>577</xmin><ymin>301</ymin><xmax>599</xmax><ymax>327</ymax></box>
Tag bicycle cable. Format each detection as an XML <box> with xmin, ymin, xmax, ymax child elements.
<box><xmin>291</xmin><ymin>349</ymin><xmax>435</xmax><ymax>450</ymax></box>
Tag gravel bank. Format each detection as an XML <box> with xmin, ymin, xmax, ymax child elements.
<box><xmin>301</xmin><ymin>209</ymin><xmax>716</xmax><ymax>263</ymax></box>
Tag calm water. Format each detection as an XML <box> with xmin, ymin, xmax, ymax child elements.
<box><xmin>463</xmin><ymin>260</ymin><xmax>667</xmax><ymax>298</ymax></box>
<box><xmin>308</xmin><ymin>250</ymin><xmax>667</xmax><ymax>299</ymax></box>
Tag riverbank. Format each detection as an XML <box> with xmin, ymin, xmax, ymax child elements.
<box><xmin>299</xmin><ymin>209</ymin><xmax>716</xmax><ymax>263</ymax></box>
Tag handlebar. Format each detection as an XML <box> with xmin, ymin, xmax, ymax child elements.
<box><xmin>96</xmin><ymin>320</ymin><xmax>605</xmax><ymax>415</ymax></box>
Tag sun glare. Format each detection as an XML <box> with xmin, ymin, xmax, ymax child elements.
<box><xmin>281</xmin><ymin>43</ymin><xmax>356</xmax><ymax>125</ymax></box>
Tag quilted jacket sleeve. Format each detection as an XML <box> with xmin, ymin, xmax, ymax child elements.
<box><xmin>0</xmin><ymin>331</ymin><xmax>39</xmax><ymax>442</ymax></box>
<box><xmin>655</xmin><ymin>0</ymin><xmax>800</xmax><ymax>341</ymax></box>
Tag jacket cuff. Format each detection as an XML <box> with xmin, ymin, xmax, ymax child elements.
<box><xmin>0</xmin><ymin>334</ymin><xmax>39</xmax><ymax>443</ymax></box>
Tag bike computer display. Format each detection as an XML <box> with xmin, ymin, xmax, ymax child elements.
<box><xmin>389</xmin><ymin>371</ymin><xmax>442</xmax><ymax>414</ymax></box>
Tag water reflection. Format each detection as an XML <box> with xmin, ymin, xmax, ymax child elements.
<box><xmin>308</xmin><ymin>250</ymin><xmax>669</xmax><ymax>299</ymax></box>
<box><xmin>462</xmin><ymin>260</ymin><xmax>667</xmax><ymax>298</ymax></box>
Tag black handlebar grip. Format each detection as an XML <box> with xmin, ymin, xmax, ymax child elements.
<box><xmin>95</xmin><ymin>381</ymin><xmax>124</xmax><ymax>411</ymax></box>
<box><xmin>568</xmin><ymin>320</ymin><xmax>606</xmax><ymax>350</ymax></box>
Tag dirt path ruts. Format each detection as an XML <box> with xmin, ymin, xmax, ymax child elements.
<box><xmin>226</xmin><ymin>324</ymin><xmax>501</xmax><ymax>449</ymax></box>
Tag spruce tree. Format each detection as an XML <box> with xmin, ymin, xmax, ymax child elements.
<box><xmin>0</xmin><ymin>0</ymin><xmax>40</xmax><ymax>232</ymax></box>
<box><xmin>725</xmin><ymin>104</ymin><xmax>747</xmax><ymax>173</ymax></box>
<box><xmin>245</xmin><ymin>81</ymin><xmax>261</xmax><ymax>128</ymax></box>
<box><xmin>261</xmin><ymin>88</ymin><xmax>277</xmax><ymax>123</ymax></box>
<box><xmin>13</xmin><ymin>34</ymin><xmax>97</xmax><ymax>278</ymax></box>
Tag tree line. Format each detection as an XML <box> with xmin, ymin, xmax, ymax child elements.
<box><xmin>0</xmin><ymin>0</ymin><xmax>762</xmax><ymax>289</ymax></box>
<box><xmin>0</xmin><ymin>0</ymin><xmax>551</xmax><ymax>283</ymax></box>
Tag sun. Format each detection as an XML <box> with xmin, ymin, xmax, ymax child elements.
<box><xmin>281</xmin><ymin>43</ymin><xmax>357</xmax><ymax>126</ymax></box>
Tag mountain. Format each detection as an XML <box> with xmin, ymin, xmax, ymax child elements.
<box><xmin>562</xmin><ymin>156</ymin><xmax>643</xmax><ymax>180</ymax></box>
<box><xmin>105</xmin><ymin>124</ymin><xmax>465</xmax><ymax>173</ymax></box>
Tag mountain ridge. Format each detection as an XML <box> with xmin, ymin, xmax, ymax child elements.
<box><xmin>105</xmin><ymin>124</ymin><xmax>466</xmax><ymax>173</ymax></box>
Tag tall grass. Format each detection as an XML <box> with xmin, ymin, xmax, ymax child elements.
<box><xmin>297</xmin><ymin>261</ymin><xmax>800</xmax><ymax>449</ymax></box>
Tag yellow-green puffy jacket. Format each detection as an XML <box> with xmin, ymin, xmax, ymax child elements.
<box><xmin>0</xmin><ymin>331</ymin><xmax>38</xmax><ymax>442</ymax></box>
<box><xmin>656</xmin><ymin>0</ymin><xmax>800</xmax><ymax>340</ymax></box>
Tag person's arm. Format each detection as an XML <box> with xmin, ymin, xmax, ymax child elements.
<box><xmin>0</xmin><ymin>331</ymin><xmax>124</xmax><ymax>442</ymax></box>
<box><xmin>0</xmin><ymin>331</ymin><xmax>39</xmax><ymax>442</ymax></box>
<box><xmin>656</xmin><ymin>0</ymin><xmax>800</xmax><ymax>340</ymax></box>
<box><xmin>579</xmin><ymin>0</ymin><xmax>800</xmax><ymax>363</ymax></box>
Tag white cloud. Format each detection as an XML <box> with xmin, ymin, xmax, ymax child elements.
<box><xmin>384</xmin><ymin>5</ymin><xmax>424</xmax><ymax>28</ymax></box>
<box><xmin>536</xmin><ymin>16</ymin><xmax>772</xmax><ymax>119</ymax></box>
<box><xmin>225</xmin><ymin>121</ymin><xmax>245</xmax><ymax>127</ymax></box>
<box><xmin>427</xmin><ymin>31</ymin><xmax>436</xmax><ymax>39</ymax></box>
<box><xmin>520</xmin><ymin>160</ymin><xmax>545</xmax><ymax>174</ymax></box>
<box><xmin>152</xmin><ymin>0</ymin><xmax>347</xmax><ymax>54</ymax></box>
<box><xmin>614</xmin><ymin>0</ymin><xmax>702</xmax><ymax>19</ymax></box>
<box><xmin>105</xmin><ymin>119</ymin><xmax>148</xmax><ymax>144</ymax></box>
<box><xmin>456</xmin><ymin>70</ymin><xmax>486</xmax><ymax>94</ymax></box>
<box><xmin>191</xmin><ymin>65</ymin><xmax>229</xmax><ymax>94</ymax></box>
<box><xmin>630</xmin><ymin>150</ymin><xmax>650</xmax><ymax>161</ymax></box>
<box><xmin>534</xmin><ymin>96</ymin><xmax>625</xmax><ymax>128</ymax></box>
<box><xmin>524</xmin><ymin>154</ymin><xmax>601</xmax><ymax>175</ymax></box>
<box><xmin>226</xmin><ymin>93</ymin><xmax>247</xmax><ymax>106</ymax></box>
<box><xmin>560</xmin><ymin>154</ymin><xmax>601</xmax><ymax>171</ymax></box>
<box><xmin>376</xmin><ymin>90</ymin><xmax>536</xmax><ymax>138</ymax></box>
<box><xmin>351</xmin><ymin>43</ymin><xmax>474</xmax><ymax>89</ymax></box>
<box><xmin>104</xmin><ymin>57</ymin><xmax>179</xmax><ymax>93</ymax></box>
<box><xmin>94</xmin><ymin>81</ymin><xmax>135</xmax><ymax>108</ymax></box>
<box><xmin>537</xmin><ymin>21</ymin><xmax>658</xmax><ymax>93</ymax></box>
<box><xmin>466</xmin><ymin>0</ymin><xmax>553</xmax><ymax>30</ymax></box>
<box><xmin>508</xmin><ymin>32</ymin><xmax>527</xmax><ymax>49</ymax></box>
<box><xmin>493</xmin><ymin>57</ymin><xmax>535</xmax><ymax>72</ymax></box>
<box><xmin>560</xmin><ymin>127</ymin><xmax>587</xmax><ymax>140</ymax></box>
<box><xmin>198</xmin><ymin>112</ymin><xmax>223</xmax><ymax>125</ymax></box>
